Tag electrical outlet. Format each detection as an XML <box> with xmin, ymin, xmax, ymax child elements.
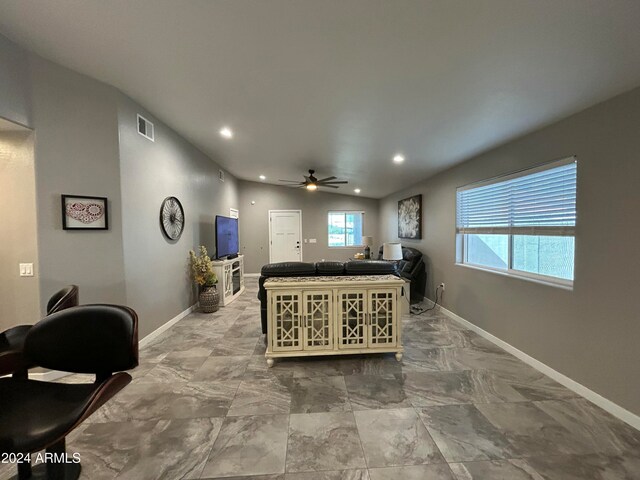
<box><xmin>439</xmin><ymin>282</ymin><xmax>445</xmax><ymax>291</ymax></box>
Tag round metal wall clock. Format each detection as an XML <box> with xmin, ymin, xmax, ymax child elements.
<box><xmin>160</xmin><ymin>196</ymin><xmax>185</xmax><ymax>240</ymax></box>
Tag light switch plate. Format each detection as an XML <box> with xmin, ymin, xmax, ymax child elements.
<box><xmin>19</xmin><ymin>263</ymin><xmax>34</xmax><ymax>277</ymax></box>
<box><xmin>309</xmin><ymin>238</ymin><xmax>317</xmax><ymax>244</ymax></box>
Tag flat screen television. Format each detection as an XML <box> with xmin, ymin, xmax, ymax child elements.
<box><xmin>215</xmin><ymin>215</ymin><xmax>239</xmax><ymax>259</ymax></box>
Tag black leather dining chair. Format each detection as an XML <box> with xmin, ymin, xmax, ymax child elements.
<box><xmin>0</xmin><ymin>285</ymin><xmax>79</xmax><ymax>379</ymax></box>
<box><xmin>0</xmin><ymin>304</ymin><xmax>138</xmax><ymax>480</ymax></box>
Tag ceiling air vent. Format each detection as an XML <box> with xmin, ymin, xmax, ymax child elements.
<box><xmin>137</xmin><ymin>114</ymin><xmax>154</xmax><ymax>142</ymax></box>
<box><xmin>219</xmin><ymin>169</ymin><xmax>225</xmax><ymax>182</ymax></box>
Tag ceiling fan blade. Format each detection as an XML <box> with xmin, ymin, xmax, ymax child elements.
<box><xmin>317</xmin><ymin>176</ymin><xmax>337</xmax><ymax>182</ymax></box>
<box><xmin>319</xmin><ymin>181</ymin><xmax>349</xmax><ymax>185</ymax></box>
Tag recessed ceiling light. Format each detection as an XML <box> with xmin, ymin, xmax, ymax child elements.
<box><xmin>259</xmin><ymin>175</ymin><xmax>266</xmax><ymax>181</ymax></box>
<box><xmin>219</xmin><ymin>126</ymin><xmax>233</xmax><ymax>139</ymax></box>
<box><xmin>393</xmin><ymin>154</ymin><xmax>405</xmax><ymax>164</ymax></box>
<box><xmin>354</xmin><ymin>188</ymin><xmax>361</xmax><ymax>194</ymax></box>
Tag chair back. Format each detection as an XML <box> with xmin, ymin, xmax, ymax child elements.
<box><xmin>46</xmin><ymin>285</ymin><xmax>79</xmax><ymax>315</ymax></box>
<box><xmin>24</xmin><ymin>304</ymin><xmax>138</xmax><ymax>375</ymax></box>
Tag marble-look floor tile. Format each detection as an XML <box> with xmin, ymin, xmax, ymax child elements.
<box><xmin>289</xmin><ymin>376</ymin><xmax>350</xmax><ymax>414</ymax></box>
<box><xmin>289</xmin><ymin>357</ymin><xmax>346</xmax><ymax>378</ymax></box>
<box><xmin>202</xmin><ymin>476</ymin><xmax>284</xmax><ymax>480</ymax></box>
<box><xmin>476</xmin><ymin>402</ymin><xmax>594</xmax><ymax>457</ymax></box>
<box><xmin>202</xmin><ymin>414</ymin><xmax>289</xmax><ymax>478</ymax></box>
<box><xmin>448</xmin><ymin>459</ymin><xmax>544</xmax><ymax>480</ymax></box>
<box><xmin>286</xmin><ymin>412</ymin><xmax>366</xmax><ymax>472</ymax></box>
<box><xmin>525</xmin><ymin>453</ymin><xmax>640</xmax><ymax>480</ymax></box>
<box><xmin>354</xmin><ymin>408</ymin><xmax>444</xmax><ymax>468</ymax></box>
<box><xmin>400</xmin><ymin>347</ymin><xmax>463</xmax><ymax>373</ymax></box>
<box><xmin>505</xmin><ymin>375</ymin><xmax>580</xmax><ymax>401</ymax></box>
<box><xmin>418</xmin><ymin>404</ymin><xmax>518</xmax><ymax>462</ymax></box>
<box><xmin>368</xmin><ymin>464</ymin><xmax>456</xmax><ymax>480</ymax></box>
<box><xmin>344</xmin><ymin>374</ymin><xmax>412</xmax><ymax>410</ymax></box>
<box><xmin>228</xmin><ymin>377</ymin><xmax>292</xmax><ymax>416</ymax></box>
<box><xmin>69</xmin><ymin>420</ymin><xmax>158</xmax><ymax>479</ymax></box>
<box><xmin>90</xmin><ymin>380</ymin><xmax>239</xmax><ymax>422</ymax></box>
<box><xmin>284</xmin><ymin>470</ymin><xmax>369</xmax><ymax>480</ymax></box>
<box><xmin>400</xmin><ymin>370</ymin><xmax>526</xmax><ymax>407</ymax></box>
<box><xmin>135</xmin><ymin>355</ymin><xmax>208</xmax><ymax>384</ymax></box>
<box><xmin>116</xmin><ymin>417</ymin><xmax>223</xmax><ymax>480</ymax></box>
<box><xmin>192</xmin><ymin>355</ymin><xmax>251</xmax><ymax>382</ymax></box>
<box><xmin>224</xmin><ymin>318</ymin><xmax>263</xmax><ymax>338</ymax></box>
<box><xmin>244</xmin><ymin>354</ymin><xmax>295</xmax><ymax>380</ymax></box>
<box><xmin>534</xmin><ymin>398</ymin><xmax>640</xmax><ymax>456</ymax></box>
<box><xmin>338</xmin><ymin>354</ymin><xmax>402</xmax><ymax>377</ymax></box>
<box><xmin>211</xmin><ymin>336</ymin><xmax>262</xmax><ymax>356</ymax></box>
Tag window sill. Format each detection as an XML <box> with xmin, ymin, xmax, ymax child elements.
<box><xmin>454</xmin><ymin>262</ymin><xmax>573</xmax><ymax>291</ymax></box>
<box><xmin>328</xmin><ymin>246</ymin><xmax>364</xmax><ymax>249</ymax></box>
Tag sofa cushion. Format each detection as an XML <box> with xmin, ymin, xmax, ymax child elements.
<box><xmin>345</xmin><ymin>260</ymin><xmax>397</xmax><ymax>275</ymax></box>
<box><xmin>316</xmin><ymin>261</ymin><xmax>345</xmax><ymax>275</ymax></box>
<box><xmin>260</xmin><ymin>262</ymin><xmax>316</xmax><ymax>277</ymax></box>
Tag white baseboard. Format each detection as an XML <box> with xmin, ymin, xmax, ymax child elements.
<box><xmin>244</xmin><ymin>273</ymin><xmax>260</xmax><ymax>278</ymax></box>
<box><xmin>422</xmin><ymin>299</ymin><xmax>640</xmax><ymax>431</ymax></box>
<box><xmin>138</xmin><ymin>303</ymin><xmax>197</xmax><ymax>348</ymax></box>
<box><xmin>27</xmin><ymin>303</ymin><xmax>197</xmax><ymax>382</ymax></box>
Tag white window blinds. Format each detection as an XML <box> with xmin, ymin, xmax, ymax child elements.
<box><xmin>456</xmin><ymin>157</ymin><xmax>577</xmax><ymax>236</ymax></box>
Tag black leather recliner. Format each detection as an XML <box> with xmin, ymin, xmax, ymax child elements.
<box><xmin>0</xmin><ymin>304</ymin><xmax>138</xmax><ymax>480</ymax></box>
<box><xmin>378</xmin><ymin>246</ymin><xmax>426</xmax><ymax>303</ymax></box>
<box><xmin>258</xmin><ymin>260</ymin><xmax>398</xmax><ymax>334</ymax></box>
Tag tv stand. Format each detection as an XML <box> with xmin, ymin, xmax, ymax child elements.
<box><xmin>211</xmin><ymin>254</ymin><xmax>245</xmax><ymax>306</ymax></box>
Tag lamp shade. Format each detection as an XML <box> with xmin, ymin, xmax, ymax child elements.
<box><xmin>383</xmin><ymin>242</ymin><xmax>403</xmax><ymax>261</ymax></box>
<box><xmin>362</xmin><ymin>236</ymin><xmax>373</xmax><ymax>247</ymax></box>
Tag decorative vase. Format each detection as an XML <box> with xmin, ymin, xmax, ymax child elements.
<box><xmin>199</xmin><ymin>285</ymin><xmax>219</xmax><ymax>313</ymax></box>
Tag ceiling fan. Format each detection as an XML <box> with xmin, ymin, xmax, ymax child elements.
<box><xmin>279</xmin><ymin>169</ymin><xmax>348</xmax><ymax>191</ymax></box>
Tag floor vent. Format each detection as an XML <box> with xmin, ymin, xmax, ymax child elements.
<box><xmin>137</xmin><ymin>114</ymin><xmax>155</xmax><ymax>142</ymax></box>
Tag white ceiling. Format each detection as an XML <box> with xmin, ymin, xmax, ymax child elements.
<box><xmin>1</xmin><ymin>0</ymin><xmax>640</xmax><ymax>198</ymax></box>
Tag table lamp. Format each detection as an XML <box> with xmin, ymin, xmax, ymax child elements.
<box><xmin>362</xmin><ymin>236</ymin><xmax>373</xmax><ymax>259</ymax></box>
<box><xmin>383</xmin><ymin>242</ymin><xmax>403</xmax><ymax>261</ymax></box>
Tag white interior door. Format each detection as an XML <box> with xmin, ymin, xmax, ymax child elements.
<box><xmin>269</xmin><ymin>210</ymin><xmax>302</xmax><ymax>263</ymax></box>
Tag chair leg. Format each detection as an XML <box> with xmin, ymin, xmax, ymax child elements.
<box><xmin>12</xmin><ymin>368</ymin><xmax>28</xmax><ymax>380</ymax></box>
<box><xmin>17</xmin><ymin>460</ymin><xmax>31</xmax><ymax>479</ymax></box>
<box><xmin>34</xmin><ymin>438</ymin><xmax>81</xmax><ymax>480</ymax></box>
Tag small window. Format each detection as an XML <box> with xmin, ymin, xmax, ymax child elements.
<box><xmin>456</xmin><ymin>157</ymin><xmax>577</xmax><ymax>286</ymax></box>
<box><xmin>328</xmin><ymin>211</ymin><xmax>364</xmax><ymax>247</ymax></box>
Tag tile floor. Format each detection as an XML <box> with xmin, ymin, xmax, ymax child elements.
<box><xmin>2</xmin><ymin>277</ymin><xmax>639</xmax><ymax>479</ymax></box>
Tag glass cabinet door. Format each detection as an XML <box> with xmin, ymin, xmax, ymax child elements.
<box><xmin>271</xmin><ymin>291</ymin><xmax>303</xmax><ymax>351</ymax></box>
<box><xmin>337</xmin><ymin>290</ymin><xmax>367</xmax><ymax>349</ymax></box>
<box><xmin>303</xmin><ymin>290</ymin><xmax>333</xmax><ymax>350</ymax></box>
<box><xmin>368</xmin><ymin>289</ymin><xmax>396</xmax><ymax>348</ymax></box>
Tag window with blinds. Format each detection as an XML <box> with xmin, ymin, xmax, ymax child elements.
<box><xmin>456</xmin><ymin>157</ymin><xmax>577</xmax><ymax>285</ymax></box>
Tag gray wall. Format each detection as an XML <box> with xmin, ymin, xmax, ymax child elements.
<box><xmin>118</xmin><ymin>96</ymin><xmax>239</xmax><ymax>337</ymax></box>
<box><xmin>0</xmin><ymin>129</ymin><xmax>40</xmax><ymax>329</ymax></box>
<box><xmin>379</xmin><ymin>86</ymin><xmax>640</xmax><ymax>416</ymax></box>
<box><xmin>0</xmin><ymin>34</ymin><xmax>238</xmax><ymax>338</ymax></box>
<box><xmin>29</xmin><ymin>56</ymin><xmax>127</xmax><ymax>312</ymax></box>
<box><xmin>0</xmin><ymin>34</ymin><xmax>31</xmax><ymax>127</ymax></box>
<box><xmin>238</xmin><ymin>180</ymin><xmax>380</xmax><ymax>273</ymax></box>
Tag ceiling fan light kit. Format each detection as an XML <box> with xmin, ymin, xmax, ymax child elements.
<box><xmin>279</xmin><ymin>169</ymin><xmax>348</xmax><ymax>191</ymax></box>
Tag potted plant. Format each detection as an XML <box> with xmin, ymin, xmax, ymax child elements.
<box><xmin>189</xmin><ymin>246</ymin><xmax>219</xmax><ymax>313</ymax></box>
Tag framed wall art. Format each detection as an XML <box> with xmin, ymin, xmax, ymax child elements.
<box><xmin>398</xmin><ymin>194</ymin><xmax>422</xmax><ymax>239</ymax></box>
<box><xmin>61</xmin><ymin>194</ymin><xmax>109</xmax><ymax>230</ymax></box>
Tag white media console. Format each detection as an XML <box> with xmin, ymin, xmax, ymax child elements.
<box><xmin>211</xmin><ymin>254</ymin><xmax>245</xmax><ymax>306</ymax></box>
